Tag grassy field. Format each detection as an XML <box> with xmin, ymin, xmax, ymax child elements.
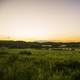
<box><xmin>0</xmin><ymin>48</ymin><xmax>80</xmax><ymax>80</ymax></box>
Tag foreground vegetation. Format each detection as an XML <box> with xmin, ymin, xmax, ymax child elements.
<box><xmin>0</xmin><ymin>48</ymin><xmax>80</xmax><ymax>80</ymax></box>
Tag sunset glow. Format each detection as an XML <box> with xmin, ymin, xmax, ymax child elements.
<box><xmin>0</xmin><ymin>0</ymin><xmax>80</xmax><ymax>42</ymax></box>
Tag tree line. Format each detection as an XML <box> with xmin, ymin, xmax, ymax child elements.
<box><xmin>0</xmin><ymin>40</ymin><xmax>80</xmax><ymax>48</ymax></box>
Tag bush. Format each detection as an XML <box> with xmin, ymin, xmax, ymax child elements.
<box><xmin>19</xmin><ymin>51</ymin><xmax>32</xmax><ymax>55</ymax></box>
<box><xmin>0</xmin><ymin>51</ymin><xmax>9</xmax><ymax>55</ymax></box>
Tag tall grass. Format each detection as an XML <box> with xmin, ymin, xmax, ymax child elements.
<box><xmin>0</xmin><ymin>48</ymin><xmax>80</xmax><ymax>80</ymax></box>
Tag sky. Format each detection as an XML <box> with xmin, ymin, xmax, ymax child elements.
<box><xmin>0</xmin><ymin>0</ymin><xmax>80</xmax><ymax>42</ymax></box>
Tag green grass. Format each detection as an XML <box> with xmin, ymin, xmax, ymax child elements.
<box><xmin>0</xmin><ymin>48</ymin><xmax>80</xmax><ymax>80</ymax></box>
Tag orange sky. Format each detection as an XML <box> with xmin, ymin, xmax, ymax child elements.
<box><xmin>0</xmin><ymin>35</ymin><xmax>80</xmax><ymax>42</ymax></box>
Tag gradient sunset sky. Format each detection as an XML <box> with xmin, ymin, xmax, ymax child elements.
<box><xmin>0</xmin><ymin>0</ymin><xmax>80</xmax><ymax>42</ymax></box>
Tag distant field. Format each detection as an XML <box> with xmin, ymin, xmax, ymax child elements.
<box><xmin>0</xmin><ymin>48</ymin><xmax>80</xmax><ymax>80</ymax></box>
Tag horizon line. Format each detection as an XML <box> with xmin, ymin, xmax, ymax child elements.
<box><xmin>0</xmin><ymin>36</ymin><xmax>80</xmax><ymax>42</ymax></box>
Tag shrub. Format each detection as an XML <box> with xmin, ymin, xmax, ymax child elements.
<box><xmin>0</xmin><ymin>51</ymin><xmax>9</xmax><ymax>55</ymax></box>
<box><xmin>19</xmin><ymin>51</ymin><xmax>32</xmax><ymax>55</ymax></box>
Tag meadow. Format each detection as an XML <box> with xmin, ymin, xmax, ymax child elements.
<box><xmin>0</xmin><ymin>48</ymin><xmax>80</xmax><ymax>80</ymax></box>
